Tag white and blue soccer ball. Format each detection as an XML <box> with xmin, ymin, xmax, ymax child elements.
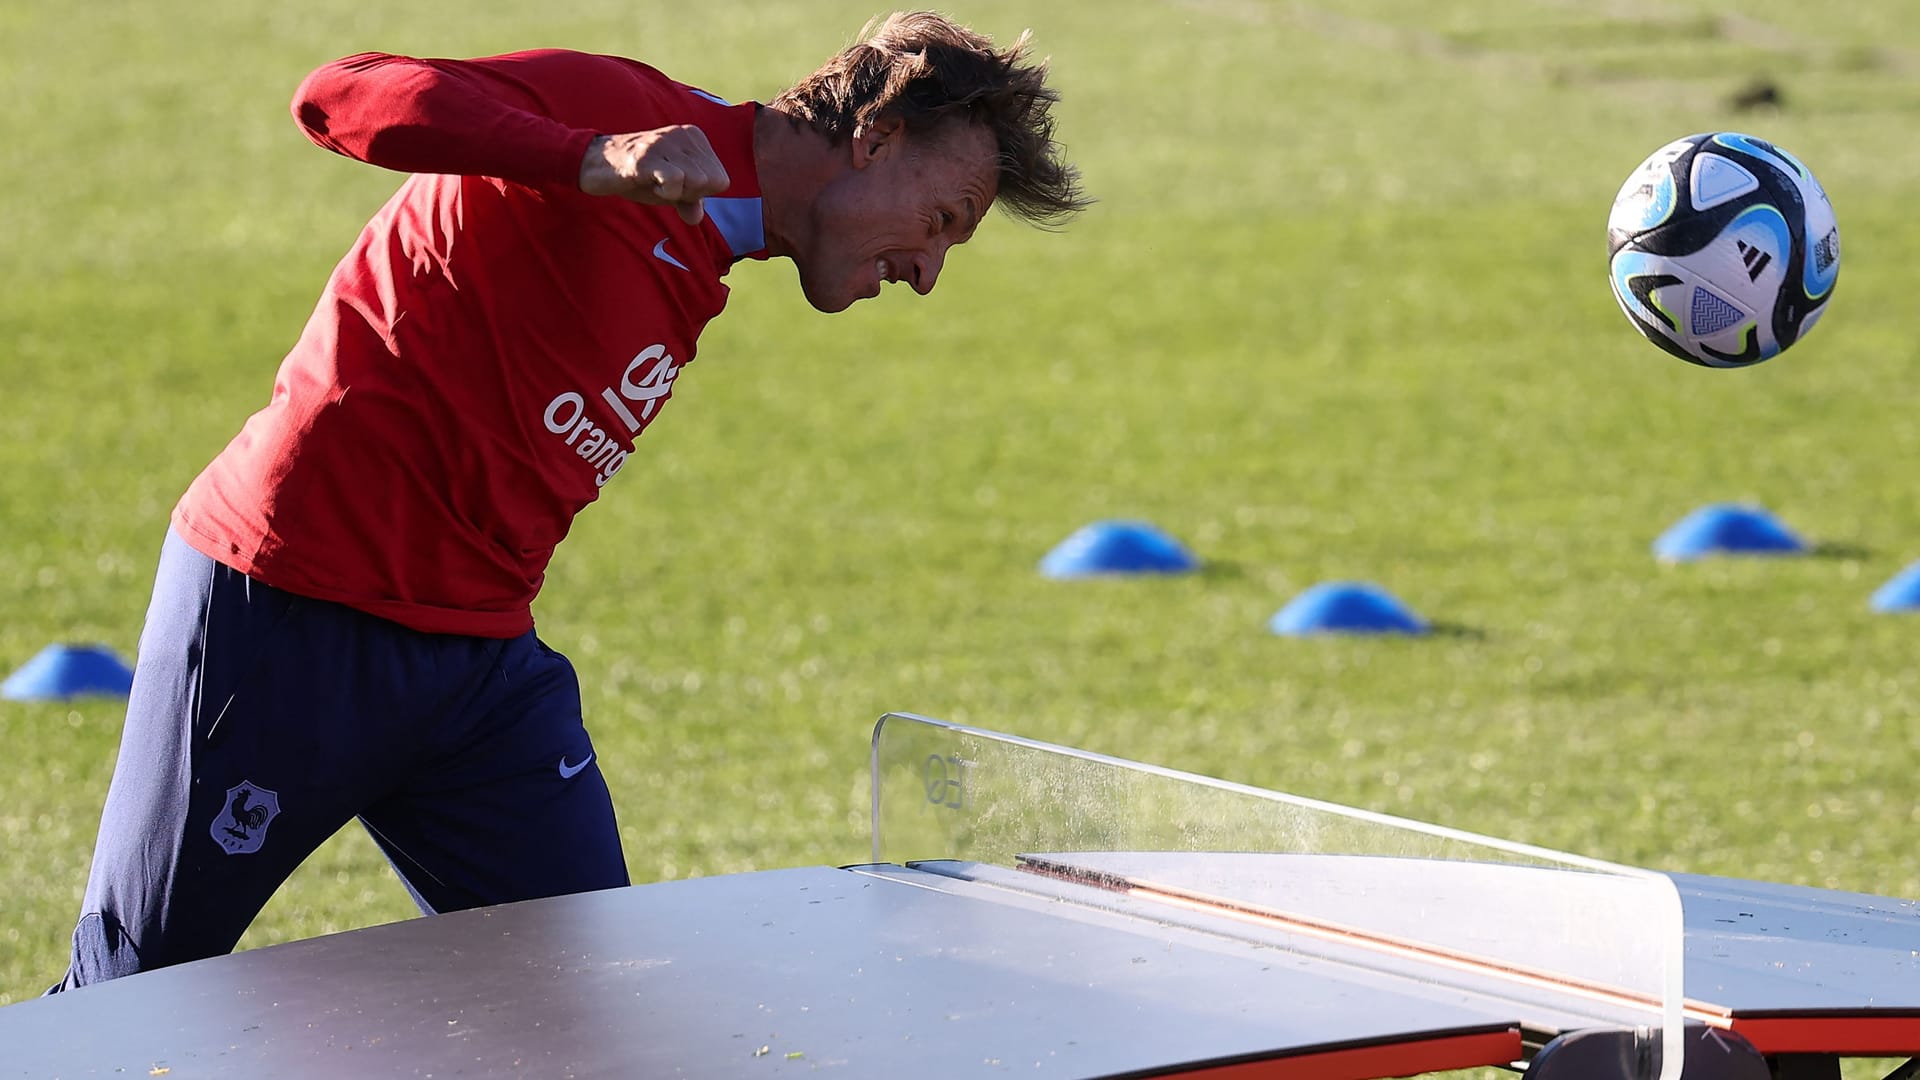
<box><xmin>1607</xmin><ymin>132</ymin><xmax>1839</xmax><ymax>368</ymax></box>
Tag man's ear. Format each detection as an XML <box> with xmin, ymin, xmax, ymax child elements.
<box><xmin>852</xmin><ymin>116</ymin><xmax>907</xmax><ymax>170</ymax></box>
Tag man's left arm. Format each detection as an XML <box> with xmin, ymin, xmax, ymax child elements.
<box><xmin>293</xmin><ymin>49</ymin><xmax>728</xmax><ymax>219</ymax></box>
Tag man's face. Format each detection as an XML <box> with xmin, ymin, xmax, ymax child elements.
<box><xmin>793</xmin><ymin>118</ymin><xmax>999</xmax><ymax>313</ymax></box>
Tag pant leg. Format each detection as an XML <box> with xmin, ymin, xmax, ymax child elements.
<box><xmin>56</xmin><ymin>530</ymin><xmax>359</xmax><ymax>989</ymax></box>
<box><xmin>56</xmin><ymin>528</ymin><xmax>513</xmax><ymax>990</ymax></box>
<box><xmin>358</xmin><ymin>634</ymin><xmax>629</xmax><ymax>915</ymax></box>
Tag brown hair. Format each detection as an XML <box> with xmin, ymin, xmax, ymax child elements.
<box><xmin>773</xmin><ymin>11</ymin><xmax>1090</xmax><ymax>227</ymax></box>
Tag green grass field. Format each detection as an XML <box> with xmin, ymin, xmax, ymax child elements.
<box><xmin>3</xmin><ymin>0</ymin><xmax>1917</xmax><ymax>1056</ymax></box>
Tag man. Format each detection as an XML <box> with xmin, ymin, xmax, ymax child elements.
<box><xmin>56</xmin><ymin>10</ymin><xmax>1086</xmax><ymax>990</ymax></box>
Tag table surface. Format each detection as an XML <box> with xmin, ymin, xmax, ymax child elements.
<box><xmin>1</xmin><ymin>861</ymin><xmax>1913</xmax><ymax>1079</ymax></box>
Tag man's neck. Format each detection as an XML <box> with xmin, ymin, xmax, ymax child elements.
<box><xmin>752</xmin><ymin>105</ymin><xmax>835</xmax><ymax>261</ymax></box>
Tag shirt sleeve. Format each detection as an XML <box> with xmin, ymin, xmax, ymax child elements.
<box><xmin>290</xmin><ymin>50</ymin><xmax>616</xmax><ymax>189</ymax></box>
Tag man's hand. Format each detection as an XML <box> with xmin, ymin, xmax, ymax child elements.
<box><xmin>579</xmin><ymin>126</ymin><xmax>729</xmax><ymax>225</ymax></box>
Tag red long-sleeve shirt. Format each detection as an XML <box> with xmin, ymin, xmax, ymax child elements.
<box><xmin>172</xmin><ymin>50</ymin><xmax>769</xmax><ymax>637</ymax></box>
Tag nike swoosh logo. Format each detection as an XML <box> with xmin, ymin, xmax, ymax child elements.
<box><xmin>652</xmin><ymin>238</ymin><xmax>689</xmax><ymax>272</ymax></box>
<box><xmin>558</xmin><ymin>754</ymin><xmax>594</xmax><ymax>780</ymax></box>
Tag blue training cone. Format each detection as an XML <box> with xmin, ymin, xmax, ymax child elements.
<box><xmin>1653</xmin><ymin>504</ymin><xmax>1808</xmax><ymax>562</ymax></box>
<box><xmin>1039</xmin><ymin>520</ymin><xmax>1199</xmax><ymax>578</ymax></box>
<box><xmin>1270</xmin><ymin>582</ymin><xmax>1428</xmax><ymax>636</ymax></box>
<box><xmin>1870</xmin><ymin>560</ymin><xmax>1920</xmax><ymax>613</ymax></box>
<box><xmin>1</xmin><ymin>644</ymin><xmax>135</xmax><ymax>701</ymax></box>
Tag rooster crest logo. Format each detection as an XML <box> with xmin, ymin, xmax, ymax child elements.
<box><xmin>210</xmin><ymin>781</ymin><xmax>282</xmax><ymax>855</ymax></box>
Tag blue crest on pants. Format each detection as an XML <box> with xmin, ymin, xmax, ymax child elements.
<box><xmin>211</xmin><ymin>782</ymin><xmax>282</xmax><ymax>855</ymax></box>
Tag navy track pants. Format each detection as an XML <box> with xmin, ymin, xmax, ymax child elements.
<box><xmin>55</xmin><ymin>528</ymin><xmax>629</xmax><ymax>990</ymax></box>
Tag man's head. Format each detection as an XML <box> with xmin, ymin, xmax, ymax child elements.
<box><xmin>760</xmin><ymin>11</ymin><xmax>1089</xmax><ymax>312</ymax></box>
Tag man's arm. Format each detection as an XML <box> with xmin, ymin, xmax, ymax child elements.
<box><xmin>292</xmin><ymin>50</ymin><xmax>728</xmax><ymax>221</ymax></box>
<box><xmin>578</xmin><ymin>127</ymin><xmax>728</xmax><ymax>225</ymax></box>
<box><xmin>293</xmin><ymin>51</ymin><xmax>595</xmax><ymax>187</ymax></box>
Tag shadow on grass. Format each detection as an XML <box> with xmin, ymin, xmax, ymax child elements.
<box><xmin>1808</xmin><ymin>542</ymin><xmax>1871</xmax><ymax>561</ymax></box>
<box><xmin>1422</xmin><ymin>621</ymin><xmax>1487</xmax><ymax>641</ymax></box>
<box><xmin>1195</xmin><ymin>559</ymin><xmax>1248</xmax><ymax>581</ymax></box>
<box><xmin>1265</xmin><ymin>622</ymin><xmax>1486</xmax><ymax>640</ymax></box>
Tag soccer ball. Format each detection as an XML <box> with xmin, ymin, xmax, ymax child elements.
<box><xmin>1607</xmin><ymin>132</ymin><xmax>1839</xmax><ymax>368</ymax></box>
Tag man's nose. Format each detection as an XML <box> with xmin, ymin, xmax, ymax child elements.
<box><xmin>910</xmin><ymin>242</ymin><xmax>950</xmax><ymax>295</ymax></box>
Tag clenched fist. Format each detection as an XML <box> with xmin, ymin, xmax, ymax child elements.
<box><xmin>579</xmin><ymin>126</ymin><xmax>730</xmax><ymax>225</ymax></box>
